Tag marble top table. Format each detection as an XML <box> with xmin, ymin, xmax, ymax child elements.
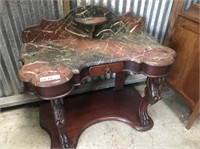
<box><xmin>18</xmin><ymin>6</ymin><xmax>176</xmax><ymax>149</ymax></box>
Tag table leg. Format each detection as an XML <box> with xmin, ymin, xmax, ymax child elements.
<box><xmin>139</xmin><ymin>77</ymin><xmax>164</xmax><ymax>126</ymax></box>
<box><xmin>50</xmin><ymin>98</ymin><xmax>69</xmax><ymax>148</ymax></box>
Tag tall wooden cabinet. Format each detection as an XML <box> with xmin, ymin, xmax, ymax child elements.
<box><xmin>167</xmin><ymin>4</ymin><xmax>199</xmax><ymax>129</ymax></box>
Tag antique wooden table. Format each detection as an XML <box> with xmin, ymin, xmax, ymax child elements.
<box><xmin>18</xmin><ymin>6</ymin><xmax>176</xmax><ymax>149</ymax></box>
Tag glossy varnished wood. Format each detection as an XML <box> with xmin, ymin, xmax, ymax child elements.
<box><xmin>25</xmin><ymin>60</ymin><xmax>167</xmax><ymax>148</ymax></box>
<box><xmin>39</xmin><ymin>85</ymin><xmax>153</xmax><ymax>148</ymax></box>
<box><xmin>18</xmin><ymin>5</ymin><xmax>175</xmax><ymax>148</ymax></box>
<box><xmin>167</xmin><ymin>4</ymin><xmax>200</xmax><ymax>129</ymax></box>
<box><xmin>24</xmin><ymin>61</ymin><xmax>170</xmax><ymax>99</ymax></box>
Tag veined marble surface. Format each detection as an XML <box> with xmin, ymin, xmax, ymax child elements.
<box><xmin>19</xmin><ymin>6</ymin><xmax>176</xmax><ymax>87</ymax></box>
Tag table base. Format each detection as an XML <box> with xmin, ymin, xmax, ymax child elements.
<box><xmin>39</xmin><ymin>85</ymin><xmax>153</xmax><ymax>148</ymax></box>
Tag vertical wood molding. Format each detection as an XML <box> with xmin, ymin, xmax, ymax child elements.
<box><xmin>63</xmin><ymin>0</ymin><xmax>70</xmax><ymax>16</ymax></box>
<box><xmin>163</xmin><ymin>0</ymin><xmax>185</xmax><ymax>46</ymax></box>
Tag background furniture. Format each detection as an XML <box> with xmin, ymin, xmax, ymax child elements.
<box><xmin>167</xmin><ymin>4</ymin><xmax>199</xmax><ymax>129</ymax></box>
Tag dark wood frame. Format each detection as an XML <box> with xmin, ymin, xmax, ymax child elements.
<box><xmin>23</xmin><ymin>61</ymin><xmax>170</xmax><ymax>148</ymax></box>
<box><xmin>165</xmin><ymin>4</ymin><xmax>200</xmax><ymax>129</ymax></box>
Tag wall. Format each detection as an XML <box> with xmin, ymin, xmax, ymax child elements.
<box><xmin>75</xmin><ymin>0</ymin><xmax>173</xmax><ymax>43</ymax></box>
<box><xmin>0</xmin><ymin>0</ymin><xmax>63</xmax><ymax>97</ymax></box>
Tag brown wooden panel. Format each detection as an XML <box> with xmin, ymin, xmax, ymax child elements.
<box><xmin>180</xmin><ymin>4</ymin><xmax>200</xmax><ymax>23</ymax></box>
<box><xmin>177</xmin><ymin>16</ymin><xmax>199</xmax><ymax>34</ymax></box>
<box><xmin>167</xmin><ymin>23</ymin><xmax>198</xmax><ymax>89</ymax></box>
<box><xmin>163</xmin><ymin>0</ymin><xmax>184</xmax><ymax>46</ymax></box>
<box><xmin>166</xmin><ymin>4</ymin><xmax>200</xmax><ymax>129</ymax></box>
<box><xmin>180</xmin><ymin>41</ymin><xmax>199</xmax><ymax>107</ymax></box>
<box><xmin>63</xmin><ymin>0</ymin><xmax>70</xmax><ymax>15</ymax></box>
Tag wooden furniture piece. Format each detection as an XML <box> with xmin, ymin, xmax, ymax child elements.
<box><xmin>167</xmin><ymin>4</ymin><xmax>200</xmax><ymax>129</ymax></box>
<box><xmin>18</xmin><ymin>6</ymin><xmax>175</xmax><ymax>148</ymax></box>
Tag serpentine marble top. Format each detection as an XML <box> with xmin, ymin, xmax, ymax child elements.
<box><xmin>19</xmin><ymin>6</ymin><xmax>176</xmax><ymax>87</ymax></box>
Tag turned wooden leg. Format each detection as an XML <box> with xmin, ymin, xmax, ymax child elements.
<box><xmin>51</xmin><ymin>98</ymin><xmax>69</xmax><ymax>149</ymax></box>
<box><xmin>139</xmin><ymin>77</ymin><xmax>165</xmax><ymax>126</ymax></box>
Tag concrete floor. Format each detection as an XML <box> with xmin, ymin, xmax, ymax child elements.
<box><xmin>0</xmin><ymin>84</ymin><xmax>200</xmax><ymax>149</ymax></box>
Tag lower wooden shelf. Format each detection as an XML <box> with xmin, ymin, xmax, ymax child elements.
<box><xmin>39</xmin><ymin>85</ymin><xmax>153</xmax><ymax>148</ymax></box>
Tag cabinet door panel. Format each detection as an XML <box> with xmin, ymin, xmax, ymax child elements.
<box><xmin>166</xmin><ymin>4</ymin><xmax>200</xmax><ymax>129</ymax></box>
<box><xmin>167</xmin><ymin>22</ymin><xmax>198</xmax><ymax>89</ymax></box>
<box><xmin>180</xmin><ymin>41</ymin><xmax>199</xmax><ymax>107</ymax></box>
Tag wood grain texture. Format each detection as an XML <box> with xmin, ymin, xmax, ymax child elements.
<box><xmin>63</xmin><ymin>0</ymin><xmax>70</xmax><ymax>16</ymax></box>
<box><xmin>163</xmin><ymin>0</ymin><xmax>184</xmax><ymax>46</ymax></box>
<box><xmin>39</xmin><ymin>85</ymin><xmax>153</xmax><ymax>148</ymax></box>
<box><xmin>167</xmin><ymin>4</ymin><xmax>199</xmax><ymax>129</ymax></box>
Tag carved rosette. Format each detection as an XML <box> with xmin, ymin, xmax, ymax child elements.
<box><xmin>139</xmin><ymin>77</ymin><xmax>165</xmax><ymax>126</ymax></box>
